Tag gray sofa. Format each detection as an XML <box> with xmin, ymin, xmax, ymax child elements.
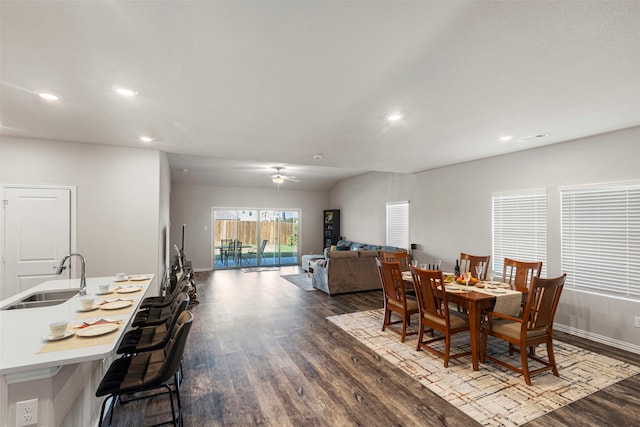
<box><xmin>311</xmin><ymin>246</ymin><xmax>407</xmax><ymax>295</ymax></box>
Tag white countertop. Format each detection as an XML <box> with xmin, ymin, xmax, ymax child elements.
<box><xmin>0</xmin><ymin>275</ymin><xmax>154</xmax><ymax>380</ymax></box>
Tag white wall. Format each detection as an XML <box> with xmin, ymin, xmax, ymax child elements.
<box><xmin>0</xmin><ymin>136</ymin><xmax>163</xmax><ymax>289</ymax></box>
<box><xmin>330</xmin><ymin>126</ymin><xmax>640</xmax><ymax>352</ymax></box>
<box><xmin>170</xmin><ymin>184</ymin><xmax>329</xmax><ymax>270</ymax></box>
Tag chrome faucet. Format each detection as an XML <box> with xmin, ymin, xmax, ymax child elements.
<box><xmin>55</xmin><ymin>253</ymin><xmax>87</xmax><ymax>296</ymax></box>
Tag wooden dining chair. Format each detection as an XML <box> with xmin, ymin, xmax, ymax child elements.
<box><xmin>380</xmin><ymin>251</ymin><xmax>411</xmax><ymax>272</ymax></box>
<box><xmin>376</xmin><ymin>258</ymin><xmax>419</xmax><ymax>342</ymax></box>
<box><xmin>410</xmin><ymin>267</ymin><xmax>471</xmax><ymax>367</ymax></box>
<box><xmin>480</xmin><ymin>274</ymin><xmax>566</xmax><ymax>385</ymax></box>
<box><xmin>460</xmin><ymin>253</ymin><xmax>490</xmax><ymax>280</ymax></box>
<box><xmin>502</xmin><ymin>257</ymin><xmax>542</xmax><ymax>292</ymax></box>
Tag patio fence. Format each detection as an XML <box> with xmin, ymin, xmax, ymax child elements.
<box><xmin>214</xmin><ymin>220</ymin><xmax>296</xmax><ymax>246</ymax></box>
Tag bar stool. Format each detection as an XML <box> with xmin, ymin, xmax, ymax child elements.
<box><xmin>96</xmin><ymin>311</ymin><xmax>194</xmax><ymax>427</ymax></box>
<box><xmin>131</xmin><ymin>291</ymin><xmax>189</xmax><ymax>328</ymax></box>
<box><xmin>117</xmin><ymin>297</ymin><xmax>190</xmax><ymax>355</ymax></box>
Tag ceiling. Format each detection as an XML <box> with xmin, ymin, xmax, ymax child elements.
<box><xmin>1</xmin><ymin>1</ymin><xmax>639</xmax><ymax>191</ymax></box>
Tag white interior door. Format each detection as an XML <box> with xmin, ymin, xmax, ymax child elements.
<box><xmin>2</xmin><ymin>187</ymin><xmax>72</xmax><ymax>299</ymax></box>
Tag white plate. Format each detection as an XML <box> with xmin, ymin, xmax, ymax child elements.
<box><xmin>129</xmin><ymin>275</ymin><xmax>149</xmax><ymax>281</ymax></box>
<box><xmin>113</xmin><ymin>277</ymin><xmax>128</xmax><ymax>282</ymax></box>
<box><xmin>95</xmin><ymin>291</ymin><xmax>113</xmax><ymax>295</ymax></box>
<box><xmin>99</xmin><ymin>300</ymin><xmax>133</xmax><ymax>310</ymax></box>
<box><xmin>77</xmin><ymin>304</ymin><xmax>99</xmax><ymax>312</ymax></box>
<box><xmin>492</xmin><ymin>290</ymin><xmax>507</xmax><ymax>294</ymax></box>
<box><xmin>115</xmin><ymin>286</ymin><xmax>142</xmax><ymax>294</ymax></box>
<box><xmin>42</xmin><ymin>330</ymin><xmax>74</xmax><ymax>342</ymax></box>
<box><xmin>76</xmin><ymin>323</ymin><xmax>118</xmax><ymax>337</ymax></box>
<box><xmin>446</xmin><ymin>285</ymin><xmax>460</xmax><ymax>290</ymax></box>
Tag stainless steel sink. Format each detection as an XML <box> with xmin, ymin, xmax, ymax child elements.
<box><xmin>3</xmin><ymin>289</ymin><xmax>78</xmax><ymax>310</ymax></box>
<box><xmin>21</xmin><ymin>290</ymin><xmax>79</xmax><ymax>302</ymax></box>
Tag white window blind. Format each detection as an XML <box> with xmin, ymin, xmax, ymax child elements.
<box><xmin>492</xmin><ymin>190</ymin><xmax>547</xmax><ymax>277</ymax></box>
<box><xmin>561</xmin><ymin>182</ymin><xmax>640</xmax><ymax>299</ymax></box>
<box><xmin>386</xmin><ymin>201</ymin><xmax>409</xmax><ymax>249</ymax></box>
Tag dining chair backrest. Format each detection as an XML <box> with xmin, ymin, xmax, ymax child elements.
<box><xmin>410</xmin><ymin>268</ymin><xmax>449</xmax><ymax>323</ymax></box>
<box><xmin>380</xmin><ymin>251</ymin><xmax>410</xmax><ymax>272</ymax></box>
<box><xmin>459</xmin><ymin>253</ymin><xmax>490</xmax><ymax>280</ymax></box>
<box><xmin>376</xmin><ymin>258</ymin><xmax>410</xmax><ymax>305</ymax></box>
<box><xmin>481</xmin><ymin>274</ymin><xmax>565</xmax><ymax>385</ymax></box>
<box><xmin>376</xmin><ymin>258</ymin><xmax>419</xmax><ymax>342</ymax></box>
<box><xmin>502</xmin><ymin>257</ymin><xmax>542</xmax><ymax>292</ymax></box>
<box><xmin>522</xmin><ymin>274</ymin><xmax>566</xmax><ymax>333</ymax></box>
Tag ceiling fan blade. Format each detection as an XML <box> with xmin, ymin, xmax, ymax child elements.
<box><xmin>283</xmin><ymin>175</ymin><xmax>300</xmax><ymax>182</ymax></box>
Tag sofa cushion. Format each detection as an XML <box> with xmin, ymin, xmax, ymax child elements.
<box><xmin>336</xmin><ymin>240</ymin><xmax>352</xmax><ymax>251</ymax></box>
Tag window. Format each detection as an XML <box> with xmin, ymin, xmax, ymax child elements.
<box><xmin>492</xmin><ymin>190</ymin><xmax>547</xmax><ymax>277</ymax></box>
<box><xmin>386</xmin><ymin>201</ymin><xmax>409</xmax><ymax>249</ymax></box>
<box><xmin>561</xmin><ymin>182</ymin><xmax>640</xmax><ymax>299</ymax></box>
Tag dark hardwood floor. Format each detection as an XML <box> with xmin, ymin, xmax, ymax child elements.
<box><xmin>111</xmin><ymin>267</ymin><xmax>640</xmax><ymax>426</ymax></box>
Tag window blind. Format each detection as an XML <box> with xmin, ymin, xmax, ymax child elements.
<box><xmin>561</xmin><ymin>182</ymin><xmax>640</xmax><ymax>299</ymax></box>
<box><xmin>492</xmin><ymin>190</ymin><xmax>547</xmax><ymax>277</ymax></box>
<box><xmin>386</xmin><ymin>201</ymin><xmax>409</xmax><ymax>249</ymax></box>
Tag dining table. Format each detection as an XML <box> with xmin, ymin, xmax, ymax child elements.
<box><xmin>402</xmin><ymin>271</ymin><xmax>522</xmax><ymax>371</ymax></box>
<box><xmin>215</xmin><ymin>241</ymin><xmax>255</xmax><ymax>266</ymax></box>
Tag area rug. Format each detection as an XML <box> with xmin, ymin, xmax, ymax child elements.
<box><xmin>241</xmin><ymin>266</ymin><xmax>280</xmax><ymax>272</ymax></box>
<box><xmin>328</xmin><ymin>309</ymin><xmax>640</xmax><ymax>427</ymax></box>
<box><xmin>281</xmin><ymin>273</ymin><xmax>317</xmax><ymax>291</ymax></box>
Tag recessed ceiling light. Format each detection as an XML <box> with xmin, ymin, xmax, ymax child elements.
<box><xmin>181</xmin><ymin>168</ymin><xmax>189</xmax><ymax>173</ymax></box>
<box><xmin>139</xmin><ymin>136</ymin><xmax>154</xmax><ymax>143</ymax></box>
<box><xmin>499</xmin><ymin>136</ymin><xmax>513</xmax><ymax>142</ymax></box>
<box><xmin>386</xmin><ymin>112</ymin><xmax>404</xmax><ymax>122</ymax></box>
<box><xmin>115</xmin><ymin>87</ymin><xmax>138</xmax><ymax>97</ymax></box>
<box><xmin>37</xmin><ymin>92</ymin><xmax>60</xmax><ymax>101</ymax></box>
<box><xmin>313</xmin><ymin>153</ymin><xmax>323</xmax><ymax>160</ymax></box>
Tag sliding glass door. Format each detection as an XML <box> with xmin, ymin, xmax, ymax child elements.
<box><xmin>213</xmin><ymin>208</ymin><xmax>299</xmax><ymax>269</ymax></box>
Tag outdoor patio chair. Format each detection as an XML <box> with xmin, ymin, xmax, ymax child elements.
<box><xmin>248</xmin><ymin>239</ymin><xmax>268</xmax><ymax>263</ymax></box>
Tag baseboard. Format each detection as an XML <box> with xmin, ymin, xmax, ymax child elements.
<box><xmin>555</xmin><ymin>323</ymin><xmax>640</xmax><ymax>355</ymax></box>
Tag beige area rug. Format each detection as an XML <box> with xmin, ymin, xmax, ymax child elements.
<box><xmin>327</xmin><ymin>309</ymin><xmax>640</xmax><ymax>427</ymax></box>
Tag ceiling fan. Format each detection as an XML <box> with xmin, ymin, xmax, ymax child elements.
<box><xmin>271</xmin><ymin>167</ymin><xmax>299</xmax><ymax>185</ymax></box>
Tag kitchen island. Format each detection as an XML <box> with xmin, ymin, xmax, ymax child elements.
<box><xmin>0</xmin><ymin>274</ymin><xmax>154</xmax><ymax>426</ymax></box>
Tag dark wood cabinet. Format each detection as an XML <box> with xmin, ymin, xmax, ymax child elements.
<box><xmin>323</xmin><ymin>209</ymin><xmax>340</xmax><ymax>249</ymax></box>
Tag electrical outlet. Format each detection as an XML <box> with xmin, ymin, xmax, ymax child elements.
<box><xmin>16</xmin><ymin>399</ymin><xmax>38</xmax><ymax>427</ymax></box>
<box><xmin>635</xmin><ymin>316</ymin><xmax>640</xmax><ymax>328</ymax></box>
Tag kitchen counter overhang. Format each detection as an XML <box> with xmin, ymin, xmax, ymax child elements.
<box><xmin>0</xmin><ymin>275</ymin><xmax>154</xmax><ymax>383</ymax></box>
